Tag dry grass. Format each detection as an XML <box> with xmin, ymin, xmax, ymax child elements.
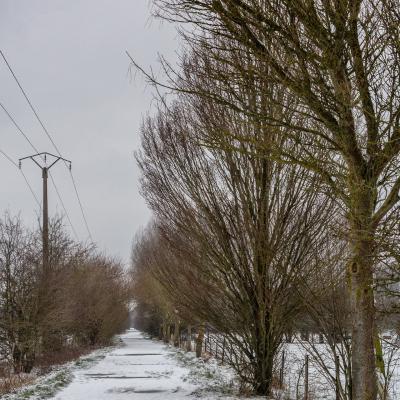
<box><xmin>0</xmin><ymin>346</ymin><xmax>95</xmax><ymax>396</ymax></box>
<box><xmin>35</xmin><ymin>346</ymin><xmax>94</xmax><ymax>375</ymax></box>
<box><xmin>0</xmin><ymin>373</ymin><xmax>36</xmax><ymax>396</ymax></box>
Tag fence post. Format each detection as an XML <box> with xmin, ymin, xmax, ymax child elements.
<box><xmin>222</xmin><ymin>337</ymin><xmax>226</xmax><ymax>364</ymax></box>
<box><xmin>280</xmin><ymin>350</ymin><xmax>285</xmax><ymax>388</ymax></box>
<box><xmin>335</xmin><ymin>355</ymin><xmax>340</xmax><ymax>400</ymax></box>
<box><xmin>304</xmin><ymin>354</ymin><xmax>309</xmax><ymax>400</ymax></box>
<box><xmin>186</xmin><ymin>325</ymin><xmax>192</xmax><ymax>352</ymax></box>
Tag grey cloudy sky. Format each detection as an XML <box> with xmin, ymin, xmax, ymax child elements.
<box><xmin>0</xmin><ymin>1</ymin><xmax>178</xmax><ymax>263</ymax></box>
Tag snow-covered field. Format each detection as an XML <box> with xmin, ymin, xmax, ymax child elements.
<box><xmin>275</xmin><ymin>338</ymin><xmax>400</xmax><ymax>400</ymax></box>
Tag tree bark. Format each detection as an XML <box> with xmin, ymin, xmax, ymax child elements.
<box><xmin>253</xmin><ymin>350</ymin><xmax>274</xmax><ymax>396</ymax></box>
<box><xmin>252</xmin><ymin>310</ymin><xmax>276</xmax><ymax>396</ymax></box>
<box><xmin>348</xmin><ymin>179</ymin><xmax>377</xmax><ymax>400</ymax></box>
<box><xmin>173</xmin><ymin>318</ymin><xmax>180</xmax><ymax>347</ymax></box>
<box><xmin>12</xmin><ymin>344</ymin><xmax>22</xmax><ymax>374</ymax></box>
<box><xmin>350</xmin><ymin>245</ymin><xmax>377</xmax><ymax>400</ymax></box>
<box><xmin>186</xmin><ymin>325</ymin><xmax>192</xmax><ymax>352</ymax></box>
<box><xmin>196</xmin><ymin>324</ymin><xmax>205</xmax><ymax>358</ymax></box>
<box><xmin>166</xmin><ymin>323</ymin><xmax>171</xmax><ymax>344</ymax></box>
<box><xmin>22</xmin><ymin>349</ymin><xmax>35</xmax><ymax>373</ymax></box>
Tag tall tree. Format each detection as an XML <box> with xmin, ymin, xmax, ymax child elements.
<box><xmin>151</xmin><ymin>2</ymin><xmax>400</xmax><ymax>398</ymax></box>
<box><xmin>137</xmin><ymin>63</ymin><xmax>335</xmax><ymax>393</ymax></box>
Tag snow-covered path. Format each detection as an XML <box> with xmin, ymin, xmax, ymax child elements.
<box><xmin>53</xmin><ymin>329</ymin><xmax>199</xmax><ymax>400</ymax></box>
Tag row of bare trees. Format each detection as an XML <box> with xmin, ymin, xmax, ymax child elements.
<box><xmin>130</xmin><ymin>1</ymin><xmax>400</xmax><ymax>399</ymax></box>
<box><xmin>130</xmin><ymin>44</ymin><xmax>346</xmax><ymax>396</ymax></box>
<box><xmin>0</xmin><ymin>213</ymin><xmax>130</xmax><ymax>375</ymax></box>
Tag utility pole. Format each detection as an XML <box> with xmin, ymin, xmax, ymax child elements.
<box><xmin>19</xmin><ymin>152</ymin><xmax>71</xmax><ymax>275</ymax></box>
<box><xmin>42</xmin><ymin>165</ymin><xmax>49</xmax><ymax>274</ymax></box>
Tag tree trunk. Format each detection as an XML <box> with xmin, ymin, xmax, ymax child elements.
<box><xmin>22</xmin><ymin>350</ymin><xmax>35</xmax><ymax>373</ymax></box>
<box><xmin>252</xmin><ymin>312</ymin><xmax>276</xmax><ymax>396</ymax></box>
<box><xmin>348</xmin><ymin>179</ymin><xmax>377</xmax><ymax>400</ymax></box>
<box><xmin>196</xmin><ymin>324</ymin><xmax>205</xmax><ymax>358</ymax></box>
<box><xmin>349</xmin><ymin>243</ymin><xmax>377</xmax><ymax>400</ymax></box>
<box><xmin>159</xmin><ymin>324</ymin><xmax>163</xmax><ymax>341</ymax></box>
<box><xmin>161</xmin><ymin>322</ymin><xmax>166</xmax><ymax>343</ymax></box>
<box><xmin>173</xmin><ymin>319</ymin><xmax>180</xmax><ymax>347</ymax></box>
<box><xmin>251</xmin><ymin>155</ymin><xmax>276</xmax><ymax>396</ymax></box>
<box><xmin>165</xmin><ymin>323</ymin><xmax>171</xmax><ymax>344</ymax></box>
<box><xmin>12</xmin><ymin>344</ymin><xmax>22</xmax><ymax>374</ymax></box>
<box><xmin>186</xmin><ymin>325</ymin><xmax>192</xmax><ymax>352</ymax></box>
<box><xmin>253</xmin><ymin>351</ymin><xmax>274</xmax><ymax>396</ymax></box>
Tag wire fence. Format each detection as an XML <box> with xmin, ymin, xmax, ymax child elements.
<box><xmin>170</xmin><ymin>328</ymin><xmax>400</xmax><ymax>400</ymax></box>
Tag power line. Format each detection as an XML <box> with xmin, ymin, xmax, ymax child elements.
<box><xmin>0</xmin><ymin>148</ymin><xmax>18</xmax><ymax>167</ymax></box>
<box><xmin>49</xmin><ymin>171</ymin><xmax>79</xmax><ymax>240</ymax></box>
<box><xmin>0</xmin><ymin>49</ymin><xmax>94</xmax><ymax>242</ymax></box>
<box><xmin>69</xmin><ymin>171</ymin><xmax>93</xmax><ymax>242</ymax></box>
<box><xmin>0</xmin><ymin>148</ymin><xmax>41</xmax><ymax>207</ymax></box>
<box><xmin>0</xmin><ymin>98</ymin><xmax>80</xmax><ymax>240</ymax></box>
<box><xmin>0</xmin><ymin>101</ymin><xmax>39</xmax><ymax>153</ymax></box>
<box><xmin>0</xmin><ymin>50</ymin><xmax>62</xmax><ymax>155</ymax></box>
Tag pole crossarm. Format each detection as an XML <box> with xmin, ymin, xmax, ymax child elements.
<box><xmin>17</xmin><ymin>151</ymin><xmax>72</xmax><ymax>277</ymax></box>
<box><xmin>18</xmin><ymin>152</ymin><xmax>72</xmax><ymax>171</ymax></box>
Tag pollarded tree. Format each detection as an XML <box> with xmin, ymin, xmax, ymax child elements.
<box><xmin>150</xmin><ymin>2</ymin><xmax>400</xmax><ymax>398</ymax></box>
<box><xmin>137</xmin><ymin>69</ymin><xmax>337</xmax><ymax>393</ymax></box>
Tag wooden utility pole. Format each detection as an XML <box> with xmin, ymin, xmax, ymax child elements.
<box><xmin>20</xmin><ymin>152</ymin><xmax>71</xmax><ymax>350</ymax></box>
<box><xmin>19</xmin><ymin>152</ymin><xmax>71</xmax><ymax>274</ymax></box>
<box><xmin>42</xmin><ymin>166</ymin><xmax>49</xmax><ymax>274</ymax></box>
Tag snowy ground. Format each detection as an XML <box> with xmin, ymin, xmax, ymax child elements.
<box><xmin>54</xmin><ymin>328</ymin><xmax>204</xmax><ymax>399</ymax></box>
<box><xmin>4</xmin><ymin>328</ymin><xmax>246</xmax><ymax>400</ymax></box>
<box><xmin>8</xmin><ymin>329</ymin><xmax>400</xmax><ymax>399</ymax></box>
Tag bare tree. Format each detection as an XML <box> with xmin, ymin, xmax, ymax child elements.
<box><xmin>142</xmin><ymin>2</ymin><xmax>400</xmax><ymax>398</ymax></box>
<box><xmin>0</xmin><ymin>213</ymin><xmax>130</xmax><ymax>379</ymax></box>
<box><xmin>136</xmin><ymin>62</ymin><xmax>336</xmax><ymax>393</ymax></box>
<box><xmin>58</xmin><ymin>254</ymin><xmax>130</xmax><ymax>346</ymax></box>
<box><xmin>0</xmin><ymin>213</ymin><xmax>39</xmax><ymax>373</ymax></box>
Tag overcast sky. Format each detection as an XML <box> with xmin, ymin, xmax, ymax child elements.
<box><xmin>0</xmin><ymin>1</ymin><xmax>179</xmax><ymax>263</ymax></box>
